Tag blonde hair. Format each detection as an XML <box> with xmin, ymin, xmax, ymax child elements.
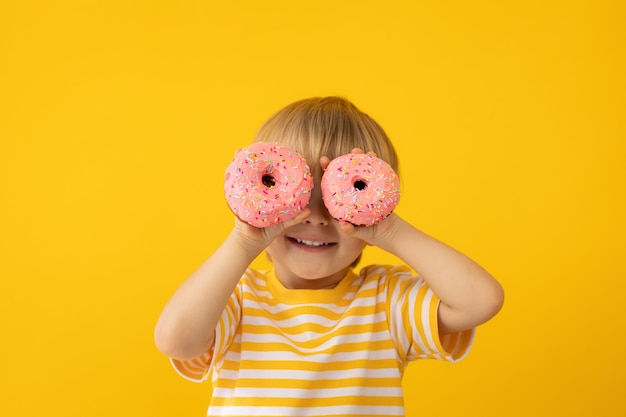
<box><xmin>253</xmin><ymin>97</ymin><xmax>399</xmax><ymax>179</ymax></box>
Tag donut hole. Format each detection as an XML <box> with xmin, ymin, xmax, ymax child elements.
<box><xmin>262</xmin><ymin>174</ymin><xmax>276</xmax><ymax>188</ymax></box>
<box><xmin>353</xmin><ymin>179</ymin><xmax>368</xmax><ymax>191</ymax></box>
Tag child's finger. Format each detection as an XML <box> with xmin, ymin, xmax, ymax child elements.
<box><xmin>350</xmin><ymin>148</ymin><xmax>378</xmax><ymax>158</ymax></box>
<box><xmin>281</xmin><ymin>208</ymin><xmax>311</xmax><ymax>230</ymax></box>
<box><xmin>320</xmin><ymin>156</ymin><xmax>331</xmax><ymax>171</ymax></box>
<box><xmin>338</xmin><ymin>220</ymin><xmax>356</xmax><ymax>234</ymax></box>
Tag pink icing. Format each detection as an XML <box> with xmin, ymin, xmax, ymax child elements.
<box><xmin>224</xmin><ymin>143</ymin><xmax>313</xmax><ymax>227</ymax></box>
<box><xmin>321</xmin><ymin>153</ymin><xmax>400</xmax><ymax>226</ymax></box>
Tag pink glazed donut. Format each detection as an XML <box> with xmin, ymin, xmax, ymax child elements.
<box><xmin>224</xmin><ymin>143</ymin><xmax>313</xmax><ymax>227</ymax></box>
<box><xmin>321</xmin><ymin>153</ymin><xmax>400</xmax><ymax>226</ymax></box>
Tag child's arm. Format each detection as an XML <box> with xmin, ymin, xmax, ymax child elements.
<box><xmin>154</xmin><ymin>211</ymin><xmax>310</xmax><ymax>360</ymax></box>
<box><xmin>327</xmin><ymin>149</ymin><xmax>504</xmax><ymax>334</ymax></box>
<box><xmin>343</xmin><ymin>214</ymin><xmax>504</xmax><ymax>334</ymax></box>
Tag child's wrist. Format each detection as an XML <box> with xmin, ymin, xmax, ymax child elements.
<box><xmin>369</xmin><ymin>214</ymin><xmax>406</xmax><ymax>252</ymax></box>
<box><xmin>226</xmin><ymin>229</ymin><xmax>266</xmax><ymax>261</ymax></box>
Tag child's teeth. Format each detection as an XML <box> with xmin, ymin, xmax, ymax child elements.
<box><xmin>296</xmin><ymin>239</ymin><xmax>328</xmax><ymax>247</ymax></box>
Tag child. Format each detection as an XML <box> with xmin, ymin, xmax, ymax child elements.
<box><xmin>155</xmin><ymin>97</ymin><xmax>504</xmax><ymax>417</ymax></box>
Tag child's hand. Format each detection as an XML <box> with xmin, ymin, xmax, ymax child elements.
<box><xmin>230</xmin><ymin>208</ymin><xmax>311</xmax><ymax>254</ymax></box>
<box><xmin>336</xmin><ymin>211</ymin><xmax>400</xmax><ymax>247</ymax></box>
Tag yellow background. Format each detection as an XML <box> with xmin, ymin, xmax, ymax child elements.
<box><xmin>1</xmin><ymin>1</ymin><xmax>624</xmax><ymax>416</ymax></box>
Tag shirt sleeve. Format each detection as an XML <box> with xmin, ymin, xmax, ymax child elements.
<box><xmin>382</xmin><ymin>265</ymin><xmax>475</xmax><ymax>363</ymax></box>
<box><xmin>170</xmin><ymin>276</ymin><xmax>243</xmax><ymax>383</ymax></box>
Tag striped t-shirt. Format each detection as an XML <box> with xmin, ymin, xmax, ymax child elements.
<box><xmin>171</xmin><ymin>264</ymin><xmax>474</xmax><ymax>417</ymax></box>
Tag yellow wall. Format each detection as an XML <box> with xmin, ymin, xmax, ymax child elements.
<box><xmin>1</xmin><ymin>1</ymin><xmax>624</xmax><ymax>416</ymax></box>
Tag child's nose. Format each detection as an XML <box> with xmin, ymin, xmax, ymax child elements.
<box><xmin>304</xmin><ymin>187</ymin><xmax>331</xmax><ymax>226</ymax></box>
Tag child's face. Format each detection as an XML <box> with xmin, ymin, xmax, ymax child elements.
<box><xmin>265</xmin><ymin>183</ymin><xmax>366</xmax><ymax>289</ymax></box>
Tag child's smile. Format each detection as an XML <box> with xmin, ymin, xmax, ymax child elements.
<box><xmin>287</xmin><ymin>236</ymin><xmax>337</xmax><ymax>251</ymax></box>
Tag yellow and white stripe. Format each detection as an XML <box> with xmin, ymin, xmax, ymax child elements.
<box><xmin>171</xmin><ymin>264</ymin><xmax>474</xmax><ymax>416</ymax></box>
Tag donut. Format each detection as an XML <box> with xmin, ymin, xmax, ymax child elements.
<box><xmin>321</xmin><ymin>153</ymin><xmax>400</xmax><ymax>226</ymax></box>
<box><xmin>224</xmin><ymin>142</ymin><xmax>313</xmax><ymax>227</ymax></box>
